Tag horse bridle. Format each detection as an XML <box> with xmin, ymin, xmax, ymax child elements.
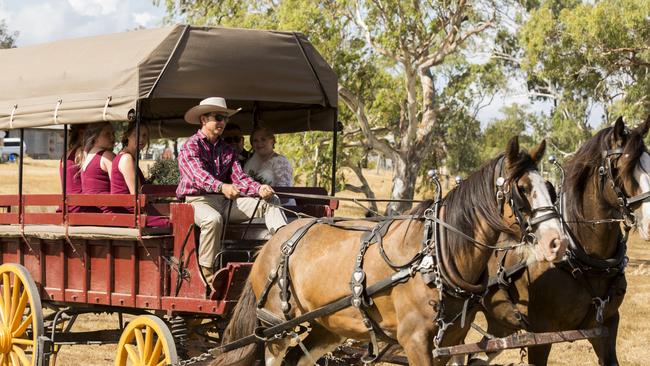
<box><xmin>494</xmin><ymin>157</ymin><xmax>560</xmax><ymax>244</ymax></box>
<box><xmin>599</xmin><ymin>147</ymin><xmax>650</xmax><ymax>228</ymax></box>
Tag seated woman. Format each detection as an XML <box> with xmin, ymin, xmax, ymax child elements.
<box><xmin>244</xmin><ymin>127</ymin><xmax>295</xmax><ymax>205</ymax></box>
<box><xmin>110</xmin><ymin>122</ymin><xmax>169</xmax><ymax>227</ymax></box>
<box><xmin>59</xmin><ymin>124</ymin><xmax>86</xmax><ymax>213</ymax></box>
<box><xmin>80</xmin><ymin>122</ymin><xmax>115</xmax><ymax>213</ymax></box>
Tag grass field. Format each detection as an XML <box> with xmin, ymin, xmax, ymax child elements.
<box><xmin>1</xmin><ymin>160</ymin><xmax>649</xmax><ymax>365</ymax></box>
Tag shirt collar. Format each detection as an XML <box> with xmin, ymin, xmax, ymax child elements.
<box><xmin>197</xmin><ymin>129</ymin><xmax>223</xmax><ymax>145</ymax></box>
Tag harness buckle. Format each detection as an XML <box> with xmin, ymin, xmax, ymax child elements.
<box><xmin>593</xmin><ymin>297</ymin><xmax>610</xmax><ymax>324</ymax></box>
<box><xmin>571</xmin><ymin>266</ymin><xmax>583</xmax><ymax>278</ymax></box>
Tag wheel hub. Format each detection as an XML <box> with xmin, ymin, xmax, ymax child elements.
<box><xmin>0</xmin><ymin>326</ymin><xmax>13</xmax><ymax>354</ymax></box>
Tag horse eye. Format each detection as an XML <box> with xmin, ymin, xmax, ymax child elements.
<box><xmin>519</xmin><ymin>186</ymin><xmax>527</xmax><ymax>194</ymax></box>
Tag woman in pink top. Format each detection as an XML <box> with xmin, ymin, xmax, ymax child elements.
<box><xmin>111</xmin><ymin>122</ymin><xmax>169</xmax><ymax>227</ymax></box>
<box><xmin>80</xmin><ymin>122</ymin><xmax>115</xmax><ymax>213</ymax></box>
<box><xmin>59</xmin><ymin>124</ymin><xmax>86</xmax><ymax>213</ymax></box>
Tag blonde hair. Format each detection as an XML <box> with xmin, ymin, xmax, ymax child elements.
<box><xmin>82</xmin><ymin>122</ymin><xmax>113</xmax><ymax>153</ymax></box>
<box><xmin>250</xmin><ymin>127</ymin><xmax>275</xmax><ymax>146</ymax></box>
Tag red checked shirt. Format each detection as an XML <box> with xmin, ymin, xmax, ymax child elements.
<box><xmin>176</xmin><ymin>130</ymin><xmax>261</xmax><ymax>199</ymax></box>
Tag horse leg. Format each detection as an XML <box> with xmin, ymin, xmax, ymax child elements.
<box><xmin>264</xmin><ymin>337</ymin><xmax>292</xmax><ymax>366</ymax></box>
<box><xmin>588</xmin><ymin>312</ymin><xmax>620</xmax><ymax>366</ymax></box>
<box><xmin>396</xmin><ymin>327</ymin><xmax>435</xmax><ymax>366</ymax></box>
<box><xmin>527</xmin><ymin>344</ymin><xmax>552</xmax><ymax>366</ymax></box>
<box><xmin>282</xmin><ymin>324</ymin><xmax>345</xmax><ymax>366</ymax></box>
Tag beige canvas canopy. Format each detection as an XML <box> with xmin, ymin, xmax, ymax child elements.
<box><xmin>0</xmin><ymin>25</ymin><xmax>337</xmax><ymax>137</ymax></box>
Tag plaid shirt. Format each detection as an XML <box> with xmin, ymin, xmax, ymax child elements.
<box><xmin>176</xmin><ymin>130</ymin><xmax>261</xmax><ymax>199</ymax></box>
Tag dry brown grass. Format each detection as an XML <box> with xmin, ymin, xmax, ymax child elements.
<box><xmin>2</xmin><ymin>161</ymin><xmax>650</xmax><ymax>365</ymax></box>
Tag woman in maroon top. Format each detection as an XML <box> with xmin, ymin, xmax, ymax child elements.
<box><xmin>59</xmin><ymin>124</ymin><xmax>86</xmax><ymax>213</ymax></box>
<box><xmin>111</xmin><ymin>122</ymin><xmax>169</xmax><ymax>227</ymax></box>
<box><xmin>80</xmin><ymin>122</ymin><xmax>115</xmax><ymax>213</ymax></box>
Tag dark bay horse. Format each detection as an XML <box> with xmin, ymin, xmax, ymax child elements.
<box><xmin>213</xmin><ymin>137</ymin><xmax>568</xmax><ymax>366</ymax></box>
<box><xmin>479</xmin><ymin>116</ymin><xmax>650</xmax><ymax>365</ymax></box>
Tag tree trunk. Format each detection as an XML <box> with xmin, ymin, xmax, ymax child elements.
<box><xmin>386</xmin><ymin>156</ymin><xmax>417</xmax><ymax>215</ymax></box>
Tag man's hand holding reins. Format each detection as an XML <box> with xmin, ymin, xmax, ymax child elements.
<box><xmin>258</xmin><ymin>184</ymin><xmax>275</xmax><ymax>200</ymax></box>
<box><xmin>221</xmin><ymin>184</ymin><xmax>241</xmax><ymax>200</ymax></box>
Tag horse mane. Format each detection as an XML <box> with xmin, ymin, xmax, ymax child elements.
<box><xmin>564</xmin><ymin>125</ymin><xmax>645</xmax><ymax>222</ymax></box>
<box><xmin>441</xmin><ymin>151</ymin><xmax>537</xmax><ymax>250</ymax></box>
<box><xmin>407</xmin><ymin>199</ymin><xmax>434</xmax><ymax>216</ymax></box>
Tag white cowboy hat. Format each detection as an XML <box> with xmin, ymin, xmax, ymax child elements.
<box><xmin>184</xmin><ymin>97</ymin><xmax>242</xmax><ymax>124</ymax></box>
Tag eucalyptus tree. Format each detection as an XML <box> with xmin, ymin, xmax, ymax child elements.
<box><xmin>160</xmin><ymin>0</ymin><xmax>508</xmax><ymax>213</ymax></box>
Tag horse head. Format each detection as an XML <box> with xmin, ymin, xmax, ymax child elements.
<box><xmin>500</xmin><ymin>136</ymin><xmax>568</xmax><ymax>262</ymax></box>
<box><xmin>606</xmin><ymin>115</ymin><xmax>650</xmax><ymax>240</ymax></box>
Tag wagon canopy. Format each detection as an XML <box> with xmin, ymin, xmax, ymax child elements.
<box><xmin>0</xmin><ymin>25</ymin><xmax>337</xmax><ymax>136</ymax></box>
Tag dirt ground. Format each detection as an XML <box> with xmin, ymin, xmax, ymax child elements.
<box><xmin>1</xmin><ymin>160</ymin><xmax>649</xmax><ymax>365</ymax></box>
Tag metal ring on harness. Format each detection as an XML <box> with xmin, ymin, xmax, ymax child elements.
<box><xmin>253</xmin><ymin>326</ymin><xmax>272</xmax><ymax>341</ymax></box>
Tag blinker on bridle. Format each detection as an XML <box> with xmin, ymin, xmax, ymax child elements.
<box><xmin>599</xmin><ymin>146</ymin><xmax>650</xmax><ymax>228</ymax></box>
<box><xmin>494</xmin><ymin>156</ymin><xmax>559</xmax><ymax>242</ymax></box>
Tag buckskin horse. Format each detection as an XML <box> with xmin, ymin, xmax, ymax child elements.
<box><xmin>212</xmin><ymin>137</ymin><xmax>568</xmax><ymax>366</ymax></box>
<box><xmin>478</xmin><ymin>116</ymin><xmax>650</xmax><ymax>366</ymax></box>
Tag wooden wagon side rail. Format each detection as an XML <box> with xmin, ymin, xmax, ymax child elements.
<box><xmin>0</xmin><ymin>184</ymin><xmax>177</xmax><ymax>228</ymax></box>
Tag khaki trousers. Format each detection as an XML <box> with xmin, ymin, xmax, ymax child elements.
<box><xmin>186</xmin><ymin>195</ymin><xmax>287</xmax><ymax>267</ymax></box>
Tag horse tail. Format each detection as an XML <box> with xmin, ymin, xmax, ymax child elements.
<box><xmin>212</xmin><ymin>281</ymin><xmax>259</xmax><ymax>366</ymax></box>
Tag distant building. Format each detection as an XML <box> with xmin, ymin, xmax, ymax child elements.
<box><xmin>2</xmin><ymin>126</ymin><xmax>64</xmax><ymax>159</ymax></box>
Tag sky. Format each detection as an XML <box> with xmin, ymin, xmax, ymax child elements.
<box><xmin>0</xmin><ymin>0</ymin><xmax>167</xmax><ymax>46</ymax></box>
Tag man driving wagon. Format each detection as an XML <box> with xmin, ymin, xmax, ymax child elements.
<box><xmin>177</xmin><ymin>97</ymin><xmax>288</xmax><ymax>284</ymax></box>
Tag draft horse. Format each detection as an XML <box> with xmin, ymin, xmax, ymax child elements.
<box><xmin>480</xmin><ymin>116</ymin><xmax>650</xmax><ymax>366</ymax></box>
<box><xmin>213</xmin><ymin>137</ymin><xmax>568</xmax><ymax>366</ymax></box>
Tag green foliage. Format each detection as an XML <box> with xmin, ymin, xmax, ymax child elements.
<box><xmin>520</xmin><ymin>0</ymin><xmax>650</xmax><ymax>123</ymax></box>
<box><xmin>148</xmin><ymin>158</ymin><xmax>180</xmax><ymax>185</ymax></box>
<box><xmin>480</xmin><ymin>104</ymin><xmax>536</xmax><ymax>162</ymax></box>
<box><xmin>0</xmin><ymin>20</ymin><xmax>17</xmax><ymax>49</ymax></box>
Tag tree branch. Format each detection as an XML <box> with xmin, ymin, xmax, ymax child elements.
<box><xmin>338</xmin><ymin>85</ymin><xmax>399</xmax><ymax>161</ymax></box>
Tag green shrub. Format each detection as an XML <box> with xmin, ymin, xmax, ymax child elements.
<box><xmin>149</xmin><ymin>159</ymin><xmax>180</xmax><ymax>185</ymax></box>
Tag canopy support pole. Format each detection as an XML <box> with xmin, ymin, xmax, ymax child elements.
<box><xmin>134</xmin><ymin>100</ymin><xmax>141</xmax><ymax>228</ymax></box>
<box><xmin>331</xmin><ymin>112</ymin><xmax>338</xmax><ymax>196</ymax></box>
<box><xmin>62</xmin><ymin>125</ymin><xmax>68</xmax><ymax>219</ymax></box>
<box><xmin>18</xmin><ymin>128</ymin><xmax>24</xmax><ymax>224</ymax></box>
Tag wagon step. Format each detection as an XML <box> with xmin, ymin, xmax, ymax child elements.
<box><xmin>432</xmin><ymin>327</ymin><xmax>608</xmax><ymax>359</ymax></box>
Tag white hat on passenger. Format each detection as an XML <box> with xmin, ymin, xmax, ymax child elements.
<box><xmin>184</xmin><ymin>97</ymin><xmax>242</xmax><ymax>124</ymax></box>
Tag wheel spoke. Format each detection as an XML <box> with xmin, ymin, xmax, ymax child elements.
<box><xmin>147</xmin><ymin>338</ymin><xmax>163</xmax><ymax>366</ymax></box>
<box><xmin>125</xmin><ymin>344</ymin><xmax>140</xmax><ymax>364</ymax></box>
<box><xmin>10</xmin><ymin>291</ymin><xmax>28</xmax><ymax>332</ymax></box>
<box><xmin>8</xmin><ymin>352</ymin><xmax>19</xmax><ymax>366</ymax></box>
<box><xmin>11</xmin><ymin>338</ymin><xmax>33</xmax><ymax>347</ymax></box>
<box><xmin>143</xmin><ymin>326</ymin><xmax>153</xmax><ymax>362</ymax></box>
<box><xmin>155</xmin><ymin>360</ymin><xmax>166</xmax><ymax>366</ymax></box>
<box><xmin>11</xmin><ymin>346</ymin><xmax>30</xmax><ymax>366</ymax></box>
<box><xmin>9</xmin><ymin>277</ymin><xmax>20</xmax><ymax>325</ymax></box>
<box><xmin>11</xmin><ymin>314</ymin><xmax>32</xmax><ymax>338</ymax></box>
<box><xmin>3</xmin><ymin>273</ymin><xmax>10</xmax><ymax>325</ymax></box>
<box><xmin>134</xmin><ymin>328</ymin><xmax>145</xmax><ymax>361</ymax></box>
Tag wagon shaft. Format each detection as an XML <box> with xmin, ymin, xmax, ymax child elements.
<box><xmin>432</xmin><ymin>327</ymin><xmax>608</xmax><ymax>358</ymax></box>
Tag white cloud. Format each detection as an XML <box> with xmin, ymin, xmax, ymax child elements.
<box><xmin>67</xmin><ymin>0</ymin><xmax>119</xmax><ymax>16</ymax></box>
<box><xmin>11</xmin><ymin>3</ymin><xmax>66</xmax><ymax>46</ymax></box>
<box><xmin>1</xmin><ymin>0</ymin><xmax>166</xmax><ymax>46</ymax></box>
<box><xmin>133</xmin><ymin>11</ymin><xmax>155</xmax><ymax>27</ymax></box>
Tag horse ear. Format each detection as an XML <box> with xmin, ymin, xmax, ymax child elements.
<box><xmin>633</xmin><ymin>114</ymin><xmax>650</xmax><ymax>137</ymax></box>
<box><xmin>529</xmin><ymin>139</ymin><xmax>546</xmax><ymax>164</ymax></box>
<box><xmin>613</xmin><ymin>116</ymin><xmax>626</xmax><ymax>141</ymax></box>
<box><xmin>505</xmin><ymin>136</ymin><xmax>520</xmax><ymax>163</ymax></box>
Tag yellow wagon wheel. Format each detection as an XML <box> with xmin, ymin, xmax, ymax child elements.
<box><xmin>0</xmin><ymin>263</ymin><xmax>44</xmax><ymax>366</ymax></box>
<box><xmin>115</xmin><ymin>315</ymin><xmax>179</xmax><ymax>366</ymax></box>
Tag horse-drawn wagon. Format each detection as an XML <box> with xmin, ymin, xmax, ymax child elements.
<box><xmin>0</xmin><ymin>25</ymin><xmax>339</xmax><ymax>365</ymax></box>
<box><xmin>1</xmin><ymin>23</ymin><xmax>644</xmax><ymax>366</ymax></box>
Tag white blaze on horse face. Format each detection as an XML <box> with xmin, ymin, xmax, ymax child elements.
<box><xmin>528</xmin><ymin>171</ymin><xmax>567</xmax><ymax>262</ymax></box>
<box><xmin>633</xmin><ymin>152</ymin><xmax>650</xmax><ymax>241</ymax></box>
